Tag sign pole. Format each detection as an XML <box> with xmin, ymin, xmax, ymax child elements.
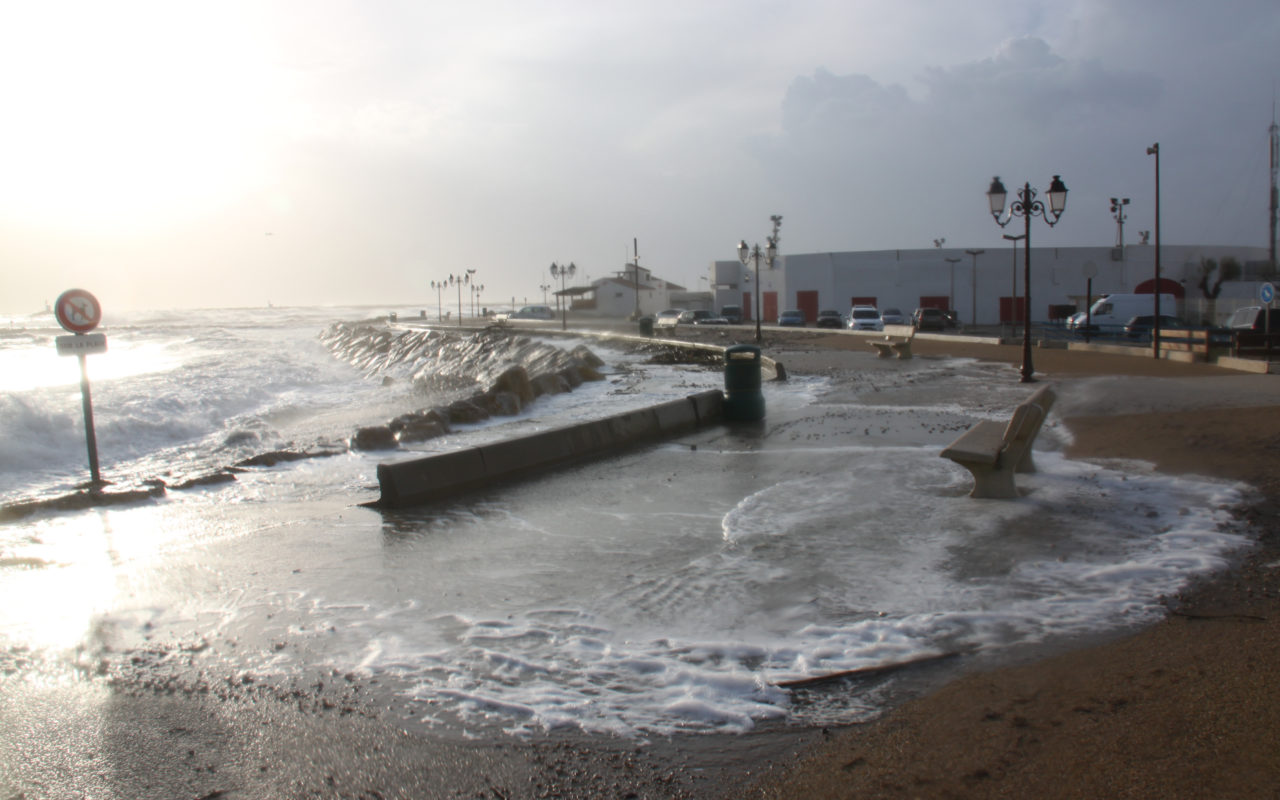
<box><xmin>54</xmin><ymin>288</ymin><xmax>107</xmax><ymax>487</ymax></box>
<box><xmin>77</xmin><ymin>349</ymin><xmax>102</xmax><ymax>485</ymax></box>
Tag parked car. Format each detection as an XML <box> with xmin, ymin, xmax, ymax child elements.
<box><xmin>720</xmin><ymin>305</ymin><xmax>744</xmax><ymax>324</ymax></box>
<box><xmin>508</xmin><ymin>305</ymin><xmax>556</xmax><ymax>320</ymax></box>
<box><xmin>777</xmin><ymin>309</ymin><xmax>806</xmax><ymax>327</ymax></box>
<box><xmin>848</xmin><ymin>305</ymin><xmax>884</xmax><ymax>331</ymax></box>
<box><xmin>879</xmin><ymin>307</ymin><xmax>907</xmax><ymax>326</ymax></box>
<box><xmin>680</xmin><ymin>309</ymin><xmax>728</xmax><ymax>325</ymax></box>
<box><xmin>654</xmin><ymin>309</ymin><xmax>683</xmax><ymax>329</ymax></box>
<box><xmin>1226</xmin><ymin>306</ymin><xmax>1280</xmax><ymax>330</ymax></box>
<box><xmin>1123</xmin><ymin>314</ymin><xmax>1186</xmax><ymax>339</ymax></box>
<box><xmin>815</xmin><ymin>309</ymin><xmax>845</xmax><ymax>328</ymax></box>
<box><xmin>912</xmin><ymin>307</ymin><xmax>948</xmax><ymax>331</ymax></box>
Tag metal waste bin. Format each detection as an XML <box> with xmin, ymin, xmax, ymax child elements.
<box><xmin>723</xmin><ymin>344</ymin><xmax>764</xmax><ymax>421</ymax></box>
<box><xmin>638</xmin><ymin>316</ymin><xmax>654</xmax><ymax>337</ymax></box>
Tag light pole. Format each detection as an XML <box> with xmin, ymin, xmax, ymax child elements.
<box><xmin>987</xmin><ymin>175</ymin><xmax>1069</xmax><ymax>383</ymax></box>
<box><xmin>1147</xmin><ymin>143</ymin><xmax>1162</xmax><ymax>358</ymax></box>
<box><xmin>965</xmin><ymin>249</ymin><xmax>984</xmax><ymax>328</ymax></box>
<box><xmin>471</xmin><ymin>283</ymin><xmax>484</xmax><ymax>318</ymax></box>
<box><xmin>549</xmin><ymin>261</ymin><xmax>576</xmax><ymax>330</ymax></box>
<box><xmin>448</xmin><ymin>272</ymin><xmax>470</xmax><ymax>326</ymax></box>
<box><xmin>1003</xmin><ymin>234</ymin><xmax>1024</xmax><ymax>332</ymax></box>
<box><xmin>944</xmin><ymin>257</ymin><xmax>962</xmax><ymax>315</ymax></box>
<box><xmin>737</xmin><ymin>241</ymin><xmax>765</xmax><ymax>343</ymax></box>
<box><xmin>736</xmin><ymin>216</ymin><xmax>782</xmax><ymax>344</ymax></box>
<box><xmin>539</xmin><ymin>283</ymin><xmax>551</xmax><ymax>305</ymax></box>
<box><xmin>429</xmin><ymin>280</ymin><xmax>447</xmax><ymax>321</ymax></box>
<box><xmin>1110</xmin><ymin>196</ymin><xmax>1130</xmax><ymax>259</ymax></box>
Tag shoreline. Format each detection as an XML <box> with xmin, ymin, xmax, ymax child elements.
<box><xmin>4</xmin><ymin>329</ymin><xmax>1279</xmax><ymax>798</ymax></box>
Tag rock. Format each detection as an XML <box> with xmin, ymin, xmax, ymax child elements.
<box><xmin>446</xmin><ymin>399</ymin><xmax>489</xmax><ymax>424</ymax></box>
<box><xmin>531</xmin><ymin>373</ymin><xmax>570</xmax><ymax>397</ymax></box>
<box><xmin>477</xmin><ymin>390</ymin><xmax>522</xmax><ymax>417</ymax></box>
<box><xmin>351</xmin><ymin>426</ymin><xmax>398</xmax><ymax>451</ymax></box>
<box><xmin>490</xmin><ymin>365</ymin><xmax>534</xmax><ymax>404</ymax></box>
<box><xmin>395</xmin><ymin>419</ymin><xmax>447</xmax><ymax>443</ymax></box>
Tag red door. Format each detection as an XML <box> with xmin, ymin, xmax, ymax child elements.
<box><xmin>796</xmin><ymin>290</ymin><xmax>819</xmax><ymax>322</ymax></box>
<box><xmin>743</xmin><ymin>292</ymin><xmax>753</xmax><ymax>321</ymax></box>
<box><xmin>763</xmin><ymin>292</ymin><xmax>779</xmax><ymax>322</ymax></box>
<box><xmin>999</xmin><ymin>296</ymin><xmax>1026</xmax><ymax>323</ymax></box>
<box><xmin>919</xmin><ymin>295</ymin><xmax>950</xmax><ymax>311</ymax></box>
<box><xmin>851</xmin><ymin>296</ymin><xmax>877</xmax><ymax>307</ymax></box>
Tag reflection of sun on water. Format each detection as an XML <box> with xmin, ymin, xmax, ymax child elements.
<box><xmin>0</xmin><ymin>338</ymin><xmax>183</xmax><ymax>392</ymax></box>
<box><xmin>0</xmin><ymin>505</ymin><xmax>213</xmax><ymax>654</ymax></box>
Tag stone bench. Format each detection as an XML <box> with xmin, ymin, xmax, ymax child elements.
<box><xmin>940</xmin><ymin>384</ymin><xmax>1055</xmax><ymax>499</ymax></box>
<box><xmin>869</xmin><ymin>324</ymin><xmax>916</xmax><ymax>359</ymax></box>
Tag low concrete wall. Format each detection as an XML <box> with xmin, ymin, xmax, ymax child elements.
<box><xmin>375</xmin><ymin>389</ymin><xmax>725</xmax><ymax>508</ymax></box>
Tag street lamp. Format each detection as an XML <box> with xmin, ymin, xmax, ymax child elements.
<box><xmin>447</xmin><ymin>272</ymin><xmax>471</xmax><ymax>326</ymax></box>
<box><xmin>965</xmin><ymin>249</ymin><xmax>984</xmax><ymax>328</ymax></box>
<box><xmin>539</xmin><ymin>283</ymin><xmax>551</xmax><ymax>305</ymax></box>
<box><xmin>471</xmin><ymin>283</ymin><xmax>484</xmax><ymax>318</ymax></box>
<box><xmin>549</xmin><ymin>261</ymin><xmax>576</xmax><ymax>330</ymax></box>
<box><xmin>736</xmin><ymin>215</ymin><xmax>782</xmax><ymax>345</ymax></box>
<box><xmin>429</xmin><ymin>279</ymin><xmax>447</xmax><ymax>321</ymax></box>
<box><xmin>987</xmin><ymin>174</ymin><xmax>1068</xmax><ymax>382</ymax></box>
<box><xmin>1110</xmin><ymin>197</ymin><xmax>1130</xmax><ymax>259</ymax></box>
<box><xmin>944</xmin><ymin>256</ymin><xmax>962</xmax><ymax>315</ymax></box>
<box><xmin>1147</xmin><ymin>143</ymin><xmax>1162</xmax><ymax>358</ymax></box>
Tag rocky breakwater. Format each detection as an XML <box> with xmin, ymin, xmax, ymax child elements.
<box><xmin>318</xmin><ymin>323</ymin><xmax>606</xmax><ymax>450</ymax></box>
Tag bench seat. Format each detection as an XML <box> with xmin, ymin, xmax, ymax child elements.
<box><xmin>869</xmin><ymin>324</ymin><xmax>916</xmax><ymax>359</ymax></box>
<box><xmin>941</xmin><ymin>385</ymin><xmax>1055</xmax><ymax>498</ymax></box>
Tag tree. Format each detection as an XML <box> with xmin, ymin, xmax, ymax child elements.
<box><xmin>1197</xmin><ymin>256</ymin><xmax>1242</xmax><ymax>325</ymax></box>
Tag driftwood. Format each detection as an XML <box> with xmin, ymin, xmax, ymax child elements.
<box><xmin>776</xmin><ymin>651</ymin><xmax>960</xmax><ymax>689</ymax></box>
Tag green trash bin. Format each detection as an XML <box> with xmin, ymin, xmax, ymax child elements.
<box><xmin>638</xmin><ymin>316</ymin><xmax>654</xmax><ymax>337</ymax></box>
<box><xmin>723</xmin><ymin>344</ymin><xmax>764</xmax><ymax>421</ymax></box>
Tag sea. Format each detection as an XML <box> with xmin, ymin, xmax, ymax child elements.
<box><xmin>0</xmin><ymin>305</ymin><xmax>1255</xmax><ymax>739</ymax></box>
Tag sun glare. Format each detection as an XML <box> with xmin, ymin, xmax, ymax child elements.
<box><xmin>0</xmin><ymin>2</ymin><xmax>281</xmax><ymax>231</ymax></box>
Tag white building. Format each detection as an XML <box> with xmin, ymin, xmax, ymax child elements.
<box><xmin>563</xmin><ymin>264</ymin><xmax>689</xmax><ymax>318</ymax></box>
<box><xmin>708</xmin><ymin>244</ymin><xmax>1273</xmax><ymax>327</ymax></box>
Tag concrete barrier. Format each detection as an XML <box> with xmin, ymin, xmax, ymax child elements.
<box><xmin>374</xmin><ymin>389</ymin><xmax>725</xmax><ymax>508</ymax></box>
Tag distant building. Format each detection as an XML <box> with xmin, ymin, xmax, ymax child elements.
<box><xmin>562</xmin><ymin>264</ymin><xmax>689</xmax><ymax>317</ymax></box>
<box><xmin>708</xmin><ymin>244</ymin><xmax>1272</xmax><ymax>326</ymax></box>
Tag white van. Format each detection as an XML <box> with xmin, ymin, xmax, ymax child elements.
<box><xmin>1074</xmin><ymin>293</ymin><xmax>1177</xmax><ymax>333</ymax></box>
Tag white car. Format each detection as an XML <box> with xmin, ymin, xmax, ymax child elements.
<box><xmin>848</xmin><ymin>305</ymin><xmax>884</xmax><ymax>331</ymax></box>
<box><xmin>654</xmin><ymin>309</ymin><xmax>684</xmax><ymax>329</ymax></box>
<box><xmin>509</xmin><ymin>305</ymin><xmax>556</xmax><ymax>320</ymax></box>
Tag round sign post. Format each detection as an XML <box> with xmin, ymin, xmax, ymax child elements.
<box><xmin>54</xmin><ymin>289</ymin><xmax>105</xmax><ymax>486</ymax></box>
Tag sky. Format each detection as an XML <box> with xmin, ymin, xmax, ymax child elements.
<box><xmin>2</xmin><ymin>0</ymin><xmax>1279</xmax><ymax>313</ymax></box>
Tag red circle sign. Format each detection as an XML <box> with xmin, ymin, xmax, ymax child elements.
<box><xmin>55</xmin><ymin>288</ymin><xmax>102</xmax><ymax>333</ymax></box>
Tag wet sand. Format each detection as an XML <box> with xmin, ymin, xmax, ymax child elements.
<box><xmin>747</xmin><ymin>331</ymin><xmax>1280</xmax><ymax>799</ymax></box>
<box><xmin>4</xmin><ymin>328</ymin><xmax>1279</xmax><ymax>798</ymax></box>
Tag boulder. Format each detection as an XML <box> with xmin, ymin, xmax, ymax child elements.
<box><xmin>352</xmin><ymin>426</ymin><xmax>399</xmax><ymax>451</ymax></box>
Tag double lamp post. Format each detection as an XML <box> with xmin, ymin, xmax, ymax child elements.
<box><xmin>986</xmin><ymin>174</ymin><xmax>1068</xmax><ymax>383</ymax></box>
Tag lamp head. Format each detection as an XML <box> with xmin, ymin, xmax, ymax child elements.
<box><xmin>1046</xmin><ymin>174</ymin><xmax>1068</xmax><ymax>219</ymax></box>
<box><xmin>737</xmin><ymin>240</ymin><xmax>749</xmax><ymax>266</ymax></box>
<box><xmin>986</xmin><ymin>176</ymin><xmax>1008</xmax><ymax>221</ymax></box>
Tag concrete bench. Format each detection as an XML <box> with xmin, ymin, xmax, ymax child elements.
<box><xmin>869</xmin><ymin>324</ymin><xmax>916</xmax><ymax>359</ymax></box>
<box><xmin>940</xmin><ymin>384</ymin><xmax>1055</xmax><ymax>499</ymax></box>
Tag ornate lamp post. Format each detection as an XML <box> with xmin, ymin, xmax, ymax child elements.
<box><xmin>737</xmin><ymin>215</ymin><xmax>782</xmax><ymax>344</ymax></box>
<box><xmin>429</xmin><ymin>279</ymin><xmax>447</xmax><ymax>321</ymax></box>
<box><xmin>987</xmin><ymin>174</ymin><xmax>1068</xmax><ymax>382</ymax></box>
<box><xmin>471</xmin><ymin>283</ymin><xmax>484</xmax><ymax>318</ymax></box>
<box><xmin>549</xmin><ymin>261</ymin><xmax>576</xmax><ymax>330</ymax></box>
<box><xmin>539</xmin><ymin>283</ymin><xmax>551</xmax><ymax>305</ymax></box>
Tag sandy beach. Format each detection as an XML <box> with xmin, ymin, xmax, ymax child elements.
<box><xmin>3</xmin><ymin>328</ymin><xmax>1279</xmax><ymax>799</ymax></box>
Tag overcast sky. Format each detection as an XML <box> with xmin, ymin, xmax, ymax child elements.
<box><xmin>2</xmin><ymin>0</ymin><xmax>1278</xmax><ymax>312</ymax></box>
